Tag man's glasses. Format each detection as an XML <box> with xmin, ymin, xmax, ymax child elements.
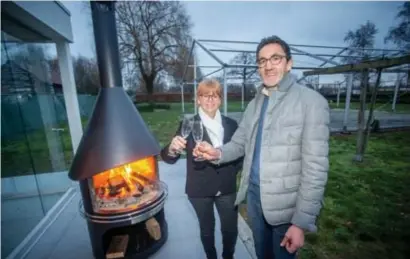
<box><xmin>257</xmin><ymin>54</ymin><xmax>287</xmax><ymax>68</ymax></box>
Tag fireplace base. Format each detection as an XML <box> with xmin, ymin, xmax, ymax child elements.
<box><xmin>86</xmin><ymin>208</ymin><xmax>168</xmax><ymax>259</ymax></box>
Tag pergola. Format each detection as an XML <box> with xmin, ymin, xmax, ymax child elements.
<box><xmin>303</xmin><ymin>54</ymin><xmax>410</xmax><ymax>131</ymax></box>
<box><xmin>179</xmin><ymin>39</ymin><xmax>408</xmax><ymax>123</ymax></box>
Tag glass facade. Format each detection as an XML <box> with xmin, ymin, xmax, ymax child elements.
<box><xmin>1</xmin><ymin>31</ymin><xmax>74</xmax><ymax>257</ymax></box>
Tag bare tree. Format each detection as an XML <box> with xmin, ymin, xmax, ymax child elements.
<box><xmin>115</xmin><ymin>1</ymin><xmax>193</xmax><ymax>105</ymax></box>
<box><xmin>385</xmin><ymin>2</ymin><xmax>410</xmax><ymax>51</ymax></box>
<box><xmin>343</xmin><ymin>21</ymin><xmax>379</xmax><ymax>86</ymax></box>
<box><xmin>2</xmin><ymin>44</ymin><xmax>51</xmax><ymax>95</ymax></box>
<box><xmin>343</xmin><ymin>21</ymin><xmax>379</xmax><ymax>162</ymax></box>
<box><xmin>72</xmin><ymin>56</ymin><xmax>100</xmax><ymax>94</ymax></box>
<box><xmin>167</xmin><ymin>44</ymin><xmax>202</xmax><ymax>85</ymax></box>
<box><xmin>228</xmin><ymin>52</ymin><xmax>260</xmax><ymax>102</ymax></box>
<box><xmin>385</xmin><ymin>2</ymin><xmax>410</xmax><ymax>87</ymax></box>
<box><xmin>343</xmin><ymin>20</ymin><xmax>378</xmax><ymax>63</ymax></box>
<box><xmin>50</xmin><ymin>55</ymin><xmax>100</xmax><ymax>95</ymax></box>
<box><xmin>7</xmin><ymin>44</ymin><xmax>50</xmax><ymax>69</ymax></box>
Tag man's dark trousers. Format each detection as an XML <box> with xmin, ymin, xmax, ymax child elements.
<box><xmin>247</xmin><ymin>182</ymin><xmax>296</xmax><ymax>259</ymax></box>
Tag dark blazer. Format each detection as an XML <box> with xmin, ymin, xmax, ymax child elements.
<box><xmin>160</xmin><ymin>114</ymin><xmax>243</xmax><ymax>198</ymax></box>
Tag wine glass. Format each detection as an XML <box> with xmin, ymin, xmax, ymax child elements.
<box><xmin>177</xmin><ymin>117</ymin><xmax>193</xmax><ymax>155</ymax></box>
<box><xmin>192</xmin><ymin>119</ymin><xmax>205</xmax><ymax>161</ymax></box>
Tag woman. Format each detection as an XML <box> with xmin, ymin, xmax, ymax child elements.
<box><xmin>160</xmin><ymin>79</ymin><xmax>243</xmax><ymax>259</ymax></box>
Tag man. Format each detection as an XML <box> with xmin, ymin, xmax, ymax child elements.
<box><xmin>194</xmin><ymin>35</ymin><xmax>330</xmax><ymax>259</ymax></box>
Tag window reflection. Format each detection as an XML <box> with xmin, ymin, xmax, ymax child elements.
<box><xmin>1</xmin><ymin>31</ymin><xmax>73</xmax><ymax>257</ymax></box>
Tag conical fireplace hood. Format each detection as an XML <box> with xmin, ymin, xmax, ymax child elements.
<box><xmin>68</xmin><ymin>1</ymin><xmax>160</xmax><ymax>181</ymax></box>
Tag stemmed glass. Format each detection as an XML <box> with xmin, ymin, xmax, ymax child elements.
<box><xmin>192</xmin><ymin>119</ymin><xmax>205</xmax><ymax>161</ymax></box>
<box><xmin>177</xmin><ymin>117</ymin><xmax>193</xmax><ymax>155</ymax></box>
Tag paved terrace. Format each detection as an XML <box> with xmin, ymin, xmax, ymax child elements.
<box><xmin>186</xmin><ymin>109</ymin><xmax>410</xmax><ymax>132</ymax></box>
<box><xmin>14</xmin><ymin>159</ymin><xmax>255</xmax><ymax>259</ymax></box>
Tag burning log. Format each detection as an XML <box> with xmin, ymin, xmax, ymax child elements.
<box><xmin>145</xmin><ymin>217</ymin><xmax>161</xmax><ymax>241</ymax></box>
<box><xmin>91</xmin><ymin>163</ymin><xmax>162</xmax><ymax>213</ymax></box>
<box><xmin>108</xmin><ymin>176</ymin><xmax>129</xmax><ymax>197</ymax></box>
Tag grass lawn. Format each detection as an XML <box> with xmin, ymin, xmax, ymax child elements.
<box><xmin>239</xmin><ymin>131</ymin><xmax>410</xmax><ymax>259</ymax></box>
<box><xmin>1</xmin><ymin>100</ymin><xmax>409</xmax><ymax>178</ymax></box>
<box><xmin>0</xmin><ymin>101</ymin><xmax>249</xmax><ymax>177</ymax></box>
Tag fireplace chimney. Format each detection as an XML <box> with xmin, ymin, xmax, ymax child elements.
<box><xmin>68</xmin><ymin>1</ymin><xmax>160</xmax><ymax>181</ymax></box>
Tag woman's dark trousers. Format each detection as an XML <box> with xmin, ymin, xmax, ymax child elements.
<box><xmin>188</xmin><ymin>193</ymin><xmax>238</xmax><ymax>259</ymax></box>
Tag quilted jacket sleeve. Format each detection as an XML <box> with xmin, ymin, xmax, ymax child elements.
<box><xmin>291</xmin><ymin>93</ymin><xmax>330</xmax><ymax>232</ymax></box>
<box><xmin>218</xmin><ymin>100</ymin><xmax>254</xmax><ymax>164</ymax></box>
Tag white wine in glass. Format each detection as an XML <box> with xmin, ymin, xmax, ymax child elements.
<box><xmin>192</xmin><ymin>119</ymin><xmax>205</xmax><ymax>161</ymax></box>
<box><xmin>177</xmin><ymin>117</ymin><xmax>193</xmax><ymax>154</ymax></box>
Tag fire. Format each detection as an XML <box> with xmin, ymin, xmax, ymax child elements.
<box><xmin>91</xmin><ymin>156</ymin><xmax>159</xmax><ymax>213</ymax></box>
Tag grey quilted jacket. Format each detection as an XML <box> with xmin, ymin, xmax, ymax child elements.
<box><xmin>219</xmin><ymin>72</ymin><xmax>330</xmax><ymax>232</ymax></box>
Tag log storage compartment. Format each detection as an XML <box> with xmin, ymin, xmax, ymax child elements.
<box><xmin>68</xmin><ymin>1</ymin><xmax>168</xmax><ymax>258</ymax></box>
<box><xmin>77</xmin><ymin>158</ymin><xmax>168</xmax><ymax>259</ymax></box>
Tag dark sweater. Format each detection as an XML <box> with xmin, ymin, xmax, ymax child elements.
<box><xmin>160</xmin><ymin>114</ymin><xmax>243</xmax><ymax>198</ymax></box>
<box><xmin>249</xmin><ymin>95</ymin><xmax>270</xmax><ymax>186</ymax></box>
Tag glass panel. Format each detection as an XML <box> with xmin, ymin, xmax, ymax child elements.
<box><xmin>1</xmin><ymin>31</ymin><xmax>73</xmax><ymax>257</ymax></box>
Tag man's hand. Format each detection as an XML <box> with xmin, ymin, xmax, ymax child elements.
<box><xmin>280</xmin><ymin>225</ymin><xmax>304</xmax><ymax>254</ymax></box>
<box><xmin>193</xmin><ymin>141</ymin><xmax>221</xmax><ymax>161</ymax></box>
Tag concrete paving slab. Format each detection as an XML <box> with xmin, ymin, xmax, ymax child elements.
<box><xmin>22</xmin><ymin>160</ymin><xmax>253</xmax><ymax>259</ymax></box>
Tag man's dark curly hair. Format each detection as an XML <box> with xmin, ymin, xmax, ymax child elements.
<box><xmin>256</xmin><ymin>35</ymin><xmax>292</xmax><ymax>61</ymax></box>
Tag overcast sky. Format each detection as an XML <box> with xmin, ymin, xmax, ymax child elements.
<box><xmin>63</xmin><ymin>0</ymin><xmax>405</xmax><ymax>84</ymax></box>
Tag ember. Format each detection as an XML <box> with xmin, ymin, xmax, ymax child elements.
<box><xmin>90</xmin><ymin>156</ymin><xmax>161</xmax><ymax>214</ymax></box>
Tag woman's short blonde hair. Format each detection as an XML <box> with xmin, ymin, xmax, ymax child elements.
<box><xmin>197</xmin><ymin>78</ymin><xmax>222</xmax><ymax>98</ymax></box>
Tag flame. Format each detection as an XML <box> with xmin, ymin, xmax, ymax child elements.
<box><xmin>92</xmin><ymin>156</ymin><xmax>157</xmax><ymax>201</ymax></box>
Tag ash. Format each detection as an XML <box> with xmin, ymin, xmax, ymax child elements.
<box><xmin>95</xmin><ymin>183</ymin><xmax>161</xmax><ymax>213</ymax></box>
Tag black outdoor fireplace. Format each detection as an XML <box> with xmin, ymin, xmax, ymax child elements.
<box><xmin>68</xmin><ymin>1</ymin><xmax>168</xmax><ymax>258</ymax></box>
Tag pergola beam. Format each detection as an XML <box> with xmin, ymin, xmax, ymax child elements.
<box><xmin>224</xmin><ymin>64</ymin><xmax>320</xmax><ymax>70</ymax></box>
<box><xmin>209</xmin><ymin>48</ymin><xmax>356</xmax><ymax>59</ymax></box>
<box><xmin>197</xmin><ymin>39</ymin><xmax>402</xmax><ymax>52</ymax></box>
<box><xmin>379</xmin><ymin>69</ymin><xmax>410</xmax><ymax>73</ymax></box>
<box><xmin>303</xmin><ymin>55</ymin><xmax>410</xmax><ymax>76</ymax></box>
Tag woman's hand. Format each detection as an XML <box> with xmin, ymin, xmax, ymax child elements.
<box><xmin>169</xmin><ymin>136</ymin><xmax>187</xmax><ymax>154</ymax></box>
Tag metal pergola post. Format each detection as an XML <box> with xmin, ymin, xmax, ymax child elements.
<box><xmin>242</xmin><ymin>77</ymin><xmax>245</xmax><ymax>110</ymax></box>
<box><xmin>179</xmin><ymin>40</ymin><xmax>196</xmax><ymax>114</ymax></box>
<box><xmin>194</xmin><ymin>55</ymin><xmax>198</xmax><ymax>114</ymax></box>
<box><xmin>343</xmin><ymin>73</ymin><xmax>354</xmax><ymax>131</ymax></box>
<box><xmin>180</xmin><ymin>40</ymin><xmax>195</xmax><ymax>90</ymax></box>
<box><xmin>337</xmin><ymin>82</ymin><xmax>341</xmax><ymax>107</ymax></box>
<box><xmin>181</xmin><ymin>83</ymin><xmax>185</xmax><ymax>113</ymax></box>
<box><xmin>223</xmin><ymin>67</ymin><xmax>227</xmax><ymax>116</ymax></box>
<box><xmin>392</xmin><ymin>73</ymin><xmax>401</xmax><ymax>112</ymax></box>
